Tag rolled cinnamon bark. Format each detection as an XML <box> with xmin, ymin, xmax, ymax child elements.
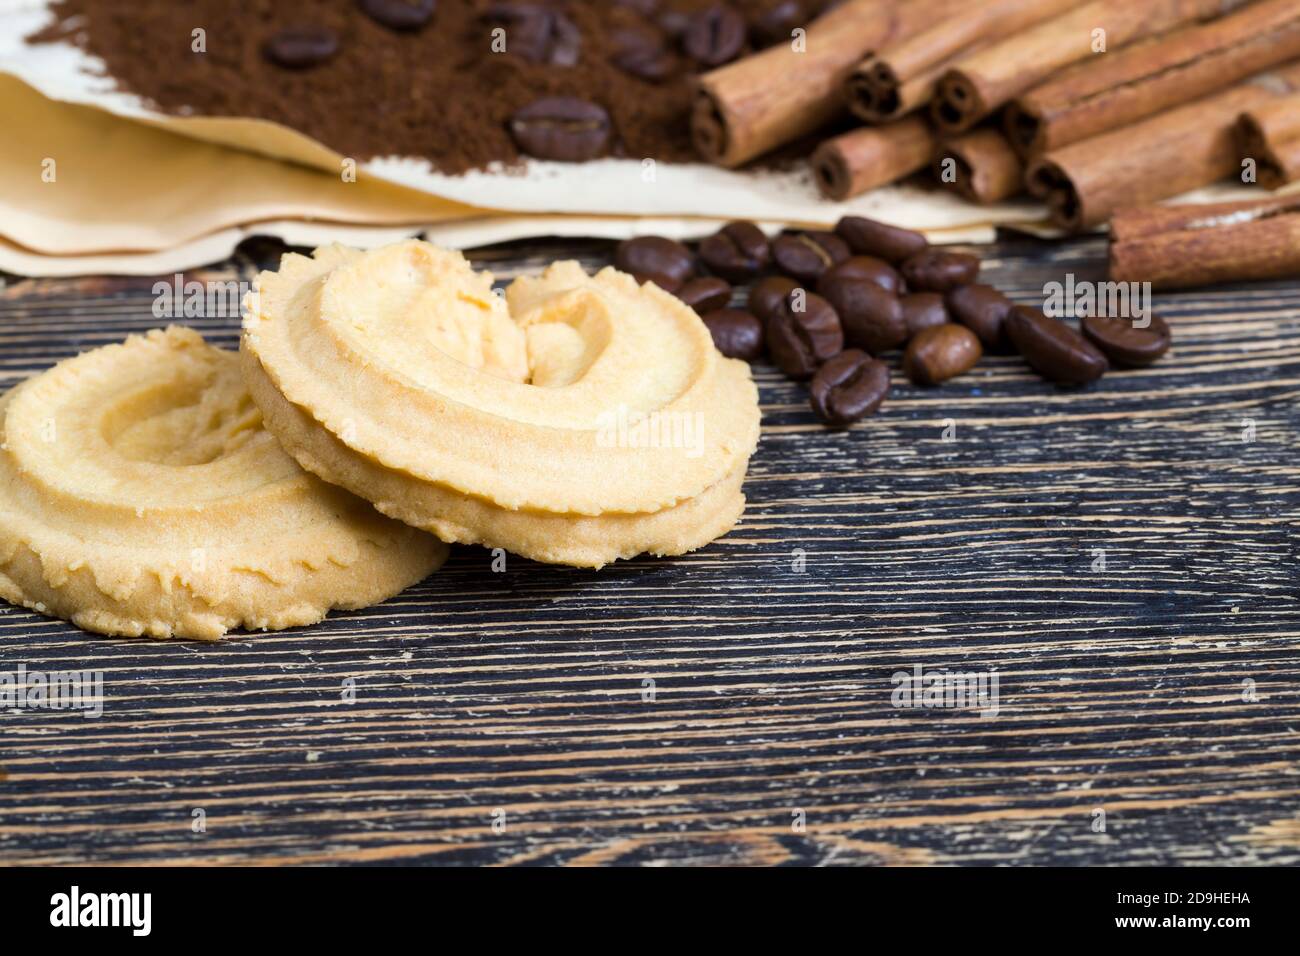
<box><xmin>811</xmin><ymin>117</ymin><xmax>937</xmax><ymax>201</ymax></box>
<box><xmin>1004</xmin><ymin>0</ymin><xmax>1300</xmax><ymax>157</ymax></box>
<box><xmin>846</xmin><ymin>0</ymin><xmax>1075</xmax><ymax>124</ymax></box>
<box><xmin>1110</xmin><ymin>195</ymin><xmax>1300</xmax><ymax>289</ymax></box>
<box><xmin>933</xmin><ymin>129</ymin><xmax>1025</xmax><ymax>204</ymax></box>
<box><xmin>692</xmin><ymin>0</ymin><xmax>970</xmax><ymax>168</ymax></box>
<box><xmin>1026</xmin><ymin>62</ymin><xmax>1300</xmax><ymax>231</ymax></box>
<box><xmin>931</xmin><ymin>0</ymin><xmax>1248</xmax><ymax>135</ymax></box>
<box><xmin>1238</xmin><ymin>93</ymin><xmax>1300</xmax><ymax>188</ymax></box>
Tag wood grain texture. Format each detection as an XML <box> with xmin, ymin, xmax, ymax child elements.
<box><xmin>0</xmin><ymin>234</ymin><xmax>1297</xmax><ymax>866</ymax></box>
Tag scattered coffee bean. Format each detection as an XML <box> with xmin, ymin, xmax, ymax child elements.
<box><xmin>748</xmin><ymin>275</ymin><xmax>800</xmax><ymax>323</ymax></box>
<box><xmin>772</xmin><ymin>231</ymin><xmax>850</xmax><ymax>282</ymax></box>
<box><xmin>263</xmin><ymin>26</ymin><xmax>339</xmax><ymax>69</ymax></box>
<box><xmin>699</xmin><ymin>220</ymin><xmax>770</xmax><ymax>281</ymax></box>
<box><xmin>900</xmin><ymin>293</ymin><xmax>948</xmax><ymax>336</ymax></box>
<box><xmin>359</xmin><ymin>0</ymin><xmax>436</xmax><ymax>32</ymax></box>
<box><xmin>683</xmin><ymin>4</ymin><xmax>747</xmax><ymax>67</ymax></box>
<box><xmin>1006</xmin><ymin>306</ymin><xmax>1108</xmax><ymax>385</ymax></box>
<box><xmin>903</xmin><ymin>323</ymin><xmax>982</xmax><ymax>386</ymax></box>
<box><xmin>819</xmin><ymin>277</ymin><xmax>907</xmax><ymax>355</ymax></box>
<box><xmin>609</xmin><ymin>26</ymin><xmax>676</xmax><ymax>82</ymax></box>
<box><xmin>1081</xmin><ymin>313</ymin><xmax>1171</xmax><ymax>367</ymax></box>
<box><xmin>510</xmin><ymin>97</ymin><xmax>611</xmax><ymax>162</ymax></box>
<box><xmin>819</xmin><ymin>255</ymin><xmax>904</xmax><ymax>295</ymax></box>
<box><xmin>900</xmin><ymin>249</ymin><xmax>980</xmax><ymax>292</ymax></box>
<box><xmin>767</xmin><ymin>291</ymin><xmax>843</xmax><ymax>379</ymax></box>
<box><xmin>834</xmin><ymin>215</ymin><xmax>928</xmax><ymax>264</ymax></box>
<box><xmin>702</xmin><ymin>308</ymin><xmax>764</xmax><ymax>360</ymax></box>
<box><xmin>946</xmin><ymin>283</ymin><xmax>1013</xmax><ymax>350</ymax></box>
<box><xmin>487</xmin><ymin>4</ymin><xmax>581</xmax><ymax>66</ymax></box>
<box><xmin>809</xmin><ymin>350</ymin><xmax>890</xmax><ymax>427</ymax></box>
<box><xmin>615</xmin><ymin>235</ymin><xmax>696</xmax><ymax>292</ymax></box>
<box><xmin>751</xmin><ymin>0</ymin><xmax>806</xmax><ymax>48</ymax></box>
<box><xmin>676</xmin><ymin>276</ymin><xmax>732</xmax><ymax>314</ymax></box>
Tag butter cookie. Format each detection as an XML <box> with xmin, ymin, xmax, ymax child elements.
<box><xmin>241</xmin><ymin>241</ymin><xmax>761</xmax><ymax>568</ymax></box>
<box><xmin>0</xmin><ymin>327</ymin><xmax>446</xmax><ymax>639</ymax></box>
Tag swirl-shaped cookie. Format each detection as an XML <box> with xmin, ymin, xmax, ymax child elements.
<box><xmin>0</xmin><ymin>327</ymin><xmax>446</xmax><ymax>639</ymax></box>
<box><xmin>241</xmin><ymin>241</ymin><xmax>761</xmax><ymax>567</ymax></box>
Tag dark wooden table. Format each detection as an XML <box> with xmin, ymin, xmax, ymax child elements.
<box><xmin>1</xmin><ymin>234</ymin><xmax>1297</xmax><ymax>866</ymax></box>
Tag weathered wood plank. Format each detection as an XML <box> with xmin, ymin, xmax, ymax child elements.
<box><xmin>0</xmin><ymin>233</ymin><xmax>1297</xmax><ymax>865</ymax></box>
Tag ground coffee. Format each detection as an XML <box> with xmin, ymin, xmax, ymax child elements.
<box><xmin>30</xmin><ymin>0</ymin><xmax>832</xmax><ymax>174</ymax></box>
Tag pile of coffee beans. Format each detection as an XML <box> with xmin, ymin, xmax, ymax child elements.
<box><xmin>616</xmin><ymin>216</ymin><xmax>1173</xmax><ymax>427</ymax></box>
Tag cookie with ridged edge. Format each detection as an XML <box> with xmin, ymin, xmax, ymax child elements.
<box><xmin>242</xmin><ymin>241</ymin><xmax>761</xmax><ymax>568</ymax></box>
<box><xmin>0</xmin><ymin>327</ymin><xmax>446</xmax><ymax>639</ymax></box>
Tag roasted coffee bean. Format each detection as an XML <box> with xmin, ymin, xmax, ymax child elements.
<box><xmin>819</xmin><ymin>255</ymin><xmax>903</xmax><ymax>295</ymax></box>
<box><xmin>510</xmin><ymin>97</ymin><xmax>611</xmax><ymax>162</ymax></box>
<box><xmin>751</xmin><ymin>0</ymin><xmax>806</xmax><ymax>47</ymax></box>
<box><xmin>900</xmin><ymin>249</ymin><xmax>980</xmax><ymax>292</ymax></box>
<box><xmin>748</xmin><ymin>275</ymin><xmax>800</xmax><ymax>322</ymax></box>
<box><xmin>609</xmin><ymin>27</ymin><xmax>676</xmax><ymax>82</ymax></box>
<box><xmin>676</xmin><ymin>276</ymin><xmax>732</xmax><ymax>314</ymax></box>
<box><xmin>702</xmin><ymin>308</ymin><xmax>764</xmax><ymax>360</ymax></box>
<box><xmin>358</xmin><ymin>0</ymin><xmax>436</xmax><ymax>32</ymax></box>
<box><xmin>772</xmin><ymin>231</ymin><xmax>850</xmax><ymax>282</ymax></box>
<box><xmin>615</xmin><ymin>236</ymin><xmax>696</xmax><ymax>292</ymax></box>
<box><xmin>683</xmin><ymin>4</ymin><xmax>747</xmax><ymax>67</ymax></box>
<box><xmin>900</xmin><ymin>292</ymin><xmax>948</xmax><ymax>336</ymax></box>
<box><xmin>767</xmin><ymin>291</ymin><xmax>843</xmax><ymax>379</ymax></box>
<box><xmin>263</xmin><ymin>26</ymin><xmax>339</xmax><ymax>69</ymax></box>
<box><xmin>903</xmin><ymin>323</ymin><xmax>982</xmax><ymax>386</ymax></box>
<box><xmin>487</xmin><ymin>4</ymin><xmax>581</xmax><ymax>66</ymax></box>
<box><xmin>1081</xmin><ymin>313</ymin><xmax>1171</xmax><ymax>367</ymax></box>
<box><xmin>834</xmin><ymin>215</ymin><xmax>928</xmax><ymax>264</ymax></box>
<box><xmin>819</xmin><ymin>276</ymin><xmax>906</xmax><ymax>355</ymax></box>
<box><xmin>946</xmin><ymin>283</ymin><xmax>1013</xmax><ymax>350</ymax></box>
<box><xmin>1006</xmin><ymin>306</ymin><xmax>1108</xmax><ymax>385</ymax></box>
<box><xmin>809</xmin><ymin>350</ymin><xmax>889</xmax><ymax>427</ymax></box>
<box><xmin>698</xmin><ymin>220</ymin><xmax>770</xmax><ymax>280</ymax></box>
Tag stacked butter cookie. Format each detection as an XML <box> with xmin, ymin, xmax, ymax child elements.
<box><xmin>0</xmin><ymin>327</ymin><xmax>446</xmax><ymax>639</ymax></box>
<box><xmin>0</xmin><ymin>242</ymin><xmax>761</xmax><ymax>640</ymax></box>
<box><xmin>241</xmin><ymin>240</ymin><xmax>762</xmax><ymax>568</ymax></box>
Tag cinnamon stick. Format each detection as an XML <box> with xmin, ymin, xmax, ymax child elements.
<box><xmin>1026</xmin><ymin>62</ymin><xmax>1300</xmax><ymax>231</ymax></box>
<box><xmin>931</xmin><ymin>0</ymin><xmax>1248</xmax><ymax>135</ymax></box>
<box><xmin>1110</xmin><ymin>195</ymin><xmax>1300</xmax><ymax>289</ymax></box>
<box><xmin>1004</xmin><ymin>0</ymin><xmax>1300</xmax><ymax>157</ymax></box>
<box><xmin>1238</xmin><ymin>93</ymin><xmax>1300</xmax><ymax>188</ymax></box>
<box><xmin>811</xmin><ymin>117</ymin><xmax>937</xmax><ymax>201</ymax></box>
<box><xmin>846</xmin><ymin>0</ymin><xmax>1075</xmax><ymax>124</ymax></box>
<box><xmin>933</xmin><ymin>129</ymin><xmax>1025</xmax><ymax>204</ymax></box>
<box><xmin>692</xmin><ymin>0</ymin><xmax>970</xmax><ymax>168</ymax></box>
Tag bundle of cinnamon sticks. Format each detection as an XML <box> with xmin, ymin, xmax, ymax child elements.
<box><xmin>691</xmin><ymin>0</ymin><xmax>1300</xmax><ymax>231</ymax></box>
